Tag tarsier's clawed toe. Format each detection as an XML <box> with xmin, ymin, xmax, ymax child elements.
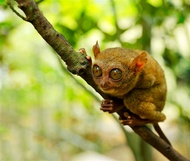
<box><xmin>119</xmin><ymin>112</ymin><xmax>136</xmax><ymax>126</ymax></box>
<box><xmin>119</xmin><ymin>112</ymin><xmax>156</xmax><ymax>126</ymax></box>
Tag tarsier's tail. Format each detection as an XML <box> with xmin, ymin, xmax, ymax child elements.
<box><xmin>153</xmin><ymin>123</ymin><xmax>171</xmax><ymax>146</ymax></box>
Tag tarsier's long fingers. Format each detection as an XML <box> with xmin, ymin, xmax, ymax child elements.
<box><xmin>101</xmin><ymin>99</ymin><xmax>124</xmax><ymax>113</ymax></box>
<box><xmin>101</xmin><ymin>100</ymin><xmax>114</xmax><ymax>113</ymax></box>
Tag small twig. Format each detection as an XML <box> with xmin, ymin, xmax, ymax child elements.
<box><xmin>7</xmin><ymin>1</ymin><xmax>28</xmax><ymax>21</ymax></box>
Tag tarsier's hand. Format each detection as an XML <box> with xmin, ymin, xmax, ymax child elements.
<box><xmin>101</xmin><ymin>99</ymin><xmax>124</xmax><ymax>113</ymax></box>
<box><xmin>101</xmin><ymin>100</ymin><xmax>117</xmax><ymax>113</ymax></box>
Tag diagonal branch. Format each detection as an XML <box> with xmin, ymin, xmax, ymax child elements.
<box><xmin>13</xmin><ymin>0</ymin><xmax>106</xmax><ymax>98</ymax></box>
<box><xmin>9</xmin><ymin>0</ymin><xmax>189</xmax><ymax>161</ymax></box>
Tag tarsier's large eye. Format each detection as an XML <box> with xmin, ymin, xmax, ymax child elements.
<box><xmin>93</xmin><ymin>65</ymin><xmax>102</xmax><ymax>77</ymax></box>
<box><xmin>110</xmin><ymin>68</ymin><xmax>122</xmax><ymax>80</ymax></box>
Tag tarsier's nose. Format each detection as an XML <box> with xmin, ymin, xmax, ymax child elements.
<box><xmin>100</xmin><ymin>79</ymin><xmax>110</xmax><ymax>90</ymax></box>
<box><xmin>100</xmin><ymin>83</ymin><xmax>109</xmax><ymax>89</ymax></box>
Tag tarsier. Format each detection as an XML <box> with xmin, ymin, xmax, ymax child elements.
<box><xmin>90</xmin><ymin>41</ymin><xmax>170</xmax><ymax>145</ymax></box>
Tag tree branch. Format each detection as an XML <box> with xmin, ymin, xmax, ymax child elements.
<box><xmin>13</xmin><ymin>0</ymin><xmax>107</xmax><ymax>98</ymax></box>
<box><xmin>132</xmin><ymin>126</ymin><xmax>189</xmax><ymax>161</ymax></box>
<box><xmin>9</xmin><ymin>0</ymin><xmax>189</xmax><ymax>161</ymax></box>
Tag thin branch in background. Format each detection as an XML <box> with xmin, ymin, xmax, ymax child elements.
<box><xmin>36</xmin><ymin>0</ymin><xmax>44</xmax><ymax>4</ymax></box>
<box><xmin>110</xmin><ymin>0</ymin><xmax>123</xmax><ymax>44</ymax></box>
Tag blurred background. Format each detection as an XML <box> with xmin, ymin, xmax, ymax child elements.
<box><xmin>0</xmin><ymin>0</ymin><xmax>190</xmax><ymax>161</ymax></box>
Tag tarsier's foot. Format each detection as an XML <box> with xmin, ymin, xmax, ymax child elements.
<box><xmin>120</xmin><ymin>112</ymin><xmax>158</xmax><ymax>126</ymax></box>
<box><xmin>101</xmin><ymin>99</ymin><xmax>124</xmax><ymax>113</ymax></box>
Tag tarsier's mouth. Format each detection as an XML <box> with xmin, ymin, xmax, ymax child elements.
<box><xmin>100</xmin><ymin>85</ymin><xmax>111</xmax><ymax>91</ymax></box>
<box><xmin>100</xmin><ymin>86</ymin><xmax>115</xmax><ymax>94</ymax></box>
<box><xmin>101</xmin><ymin>87</ymin><xmax>110</xmax><ymax>91</ymax></box>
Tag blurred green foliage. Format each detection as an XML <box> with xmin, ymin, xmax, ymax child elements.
<box><xmin>0</xmin><ymin>0</ymin><xmax>190</xmax><ymax>161</ymax></box>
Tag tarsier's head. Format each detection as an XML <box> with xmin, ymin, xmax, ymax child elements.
<box><xmin>91</xmin><ymin>41</ymin><xmax>147</xmax><ymax>97</ymax></box>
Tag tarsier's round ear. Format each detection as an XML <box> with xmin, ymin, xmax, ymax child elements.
<box><xmin>92</xmin><ymin>41</ymin><xmax>100</xmax><ymax>57</ymax></box>
<box><xmin>130</xmin><ymin>51</ymin><xmax>147</xmax><ymax>74</ymax></box>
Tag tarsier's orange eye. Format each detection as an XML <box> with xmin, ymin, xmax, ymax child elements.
<box><xmin>93</xmin><ymin>65</ymin><xmax>102</xmax><ymax>77</ymax></box>
<box><xmin>110</xmin><ymin>68</ymin><xmax>122</xmax><ymax>80</ymax></box>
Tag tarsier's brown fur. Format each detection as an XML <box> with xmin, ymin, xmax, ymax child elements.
<box><xmin>92</xmin><ymin>41</ymin><xmax>166</xmax><ymax>123</ymax></box>
<box><xmin>91</xmin><ymin>41</ymin><xmax>170</xmax><ymax>145</ymax></box>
